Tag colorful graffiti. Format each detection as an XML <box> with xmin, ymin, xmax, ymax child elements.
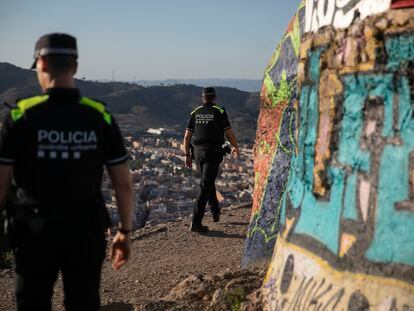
<box><xmin>242</xmin><ymin>2</ymin><xmax>305</xmax><ymax>268</ymax></box>
<box><xmin>262</xmin><ymin>6</ymin><xmax>414</xmax><ymax>310</ymax></box>
<box><xmin>305</xmin><ymin>0</ymin><xmax>391</xmax><ymax>32</ymax></box>
<box><xmin>244</xmin><ymin>0</ymin><xmax>412</xmax><ymax>269</ymax></box>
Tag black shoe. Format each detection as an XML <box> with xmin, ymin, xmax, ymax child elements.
<box><xmin>212</xmin><ymin>213</ymin><xmax>220</xmax><ymax>223</ymax></box>
<box><xmin>190</xmin><ymin>222</ymin><xmax>209</xmax><ymax>233</ymax></box>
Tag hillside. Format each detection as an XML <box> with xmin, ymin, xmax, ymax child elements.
<box><xmin>0</xmin><ymin>63</ymin><xmax>259</xmax><ymax>142</ymax></box>
<box><xmin>133</xmin><ymin>79</ymin><xmax>262</xmax><ymax>93</ymax></box>
<box><xmin>0</xmin><ymin>205</ymin><xmax>263</xmax><ymax>310</ymax></box>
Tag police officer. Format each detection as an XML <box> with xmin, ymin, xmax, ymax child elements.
<box><xmin>184</xmin><ymin>87</ymin><xmax>240</xmax><ymax>232</ymax></box>
<box><xmin>0</xmin><ymin>33</ymin><xmax>133</xmax><ymax>310</ymax></box>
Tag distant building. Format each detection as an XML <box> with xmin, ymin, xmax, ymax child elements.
<box><xmin>147</xmin><ymin>128</ymin><xmax>178</xmax><ymax>136</ymax></box>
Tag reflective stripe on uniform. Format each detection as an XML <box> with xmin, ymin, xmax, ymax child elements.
<box><xmin>79</xmin><ymin>97</ymin><xmax>112</xmax><ymax>125</ymax></box>
<box><xmin>0</xmin><ymin>157</ymin><xmax>16</xmax><ymax>164</ymax></box>
<box><xmin>11</xmin><ymin>95</ymin><xmax>50</xmax><ymax>122</ymax></box>
<box><xmin>212</xmin><ymin>105</ymin><xmax>224</xmax><ymax>114</ymax></box>
<box><xmin>191</xmin><ymin>106</ymin><xmax>203</xmax><ymax>115</ymax></box>
<box><xmin>105</xmin><ymin>154</ymin><xmax>129</xmax><ymax>165</ymax></box>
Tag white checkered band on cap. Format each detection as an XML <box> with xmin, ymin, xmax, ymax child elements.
<box><xmin>34</xmin><ymin>48</ymin><xmax>78</xmax><ymax>58</ymax></box>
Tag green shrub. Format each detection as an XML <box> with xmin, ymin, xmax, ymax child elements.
<box><xmin>226</xmin><ymin>287</ymin><xmax>246</xmax><ymax>311</ymax></box>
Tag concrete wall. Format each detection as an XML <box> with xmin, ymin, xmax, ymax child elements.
<box><xmin>245</xmin><ymin>0</ymin><xmax>414</xmax><ymax>309</ymax></box>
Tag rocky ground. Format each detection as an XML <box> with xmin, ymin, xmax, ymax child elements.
<box><xmin>0</xmin><ymin>204</ymin><xmax>264</xmax><ymax>310</ymax></box>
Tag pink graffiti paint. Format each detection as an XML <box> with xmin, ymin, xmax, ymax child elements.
<box><xmin>366</xmin><ymin>120</ymin><xmax>377</xmax><ymax>137</ymax></box>
<box><xmin>359</xmin><ymin>179</ymin><xmax>371</xmax><ymax>222</ymax></box>
<box><xmin>316</xmin><ymin>112</ymin><xmax>331</xmax><ymax>156</ymax></box>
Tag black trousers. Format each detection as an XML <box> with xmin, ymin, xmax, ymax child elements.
<box><xmin>13</xmin><ymin>221</ymin><xmax>106</xmax><ymax>311</ymax></box>
<box><xmin>193</xmin><ymin>147</ymin><xmax>222</xmax><ymax>225</ymax></box>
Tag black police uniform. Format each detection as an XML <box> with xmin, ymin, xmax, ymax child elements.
<box><xmin>0</xmin><ymin>88</ymin><xmax>128</xmax><ymax>310</ymax></box>
<box><xmin>186</xmin><ymin>103</ymin><xmax>231</xmax><ymax>226</ymax></box>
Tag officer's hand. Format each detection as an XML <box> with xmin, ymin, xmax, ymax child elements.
<box><xmin>185</xmin><ymin>155</ymin><xmax>192</xmax><ymax>169</ymax></box>
<box><xmin>231</xmin><ymin>147</ymin><xmax>240</xmax><ymax>159</ymax></box>
<box><xmin>110</xmin><ymin>231</ymin><xmax>131</xmax><ymax>270</ymax></box>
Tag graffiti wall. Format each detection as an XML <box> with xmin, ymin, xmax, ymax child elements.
<box><xmin>305</xmin><ymin>0</ymin><xmax>391</xmax><ymax>32</ymax></box>
<box><xmin>243</xmin><ymin>0</ymin><xmax>402</xmax><ymax>269</ymax></box>
<box><xmin>262</xmin><ymin>5</ymin><xmax>414</xmax><ymax>310</ymax></box>
<box><xmin>242</xmin><ymin>2</ymin><xmax>305</xmax><ymax>268</ymax></box>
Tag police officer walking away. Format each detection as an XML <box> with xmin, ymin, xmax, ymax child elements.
<box><xmin>184</xmin><ymin>87</ymin><xmax>240</xmax><ymax>233</ymax></box>
<box><xmin>0</xmin><ymin>33</ymin><xmax>133</xmax><ymax>310</ymax></box>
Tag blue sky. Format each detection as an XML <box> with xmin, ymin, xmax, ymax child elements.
<box><xmin>0</xmin><ymin>0</ymin><xmax>300</xmax><ymax>80</ymax></box>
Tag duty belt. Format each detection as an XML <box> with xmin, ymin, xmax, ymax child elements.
<box><xmin>193</xmin><ymin>144</ymin><xmax>221</xmax><ymax>149</ymax></box>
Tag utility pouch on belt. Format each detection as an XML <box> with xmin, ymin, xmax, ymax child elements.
<box><xmin>190</xmin><ymin>144</ymin><xmax>195</xmax><ymax>160</ymax></box>
<box><xmin>2</xmin><ymin>187</ymin><xmax>46</xmax><ymax>249</ymax></box>
<box><xmin>1</xmin><ymin>188</ymin><xmax>18</xmax><ymax>249</ymax></box>
<box><xmin>4</xmin><ymin>205</ymin><xmax>46</xmax><ymax>247</ymax></box>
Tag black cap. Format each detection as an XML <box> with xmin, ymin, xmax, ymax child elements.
<box><xmin>202</xmin><ymin>87</ymin><xmax>216</xmax><ymax>96</ymax></box>
<box><xmin>31</xmin><ymin>33</ymin><xmax>78</xmax><ymax>69</ymax></box>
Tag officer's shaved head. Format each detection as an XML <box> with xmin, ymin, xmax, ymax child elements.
<box><xmin>202</xmin><ymin>87</ymin><xmax>216</xmax><ymax>104</ymax></box>
<box><xmin>35</xmin><ymin>55</ymin><xmax>78</xmax><ymax>91</ymax></box>
<box><xmin>43</xmin><ymin>55</ymin><xmax>77</xmax><ymax>75</ymax></box>
<box><xmin>202</xmin><ymin>94</ymin><xmax>216</xmax><ymax>104</ymax></box>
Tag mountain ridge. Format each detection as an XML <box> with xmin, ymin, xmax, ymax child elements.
<box><xmin>127</xmin><ymin>78</ymin><xmax>262</xmax><ymax>93</ymax></box>
<box><xmin>0</xmin><ymin>62</ymin><xmax>259</xmax><ymax>142</ymax></box>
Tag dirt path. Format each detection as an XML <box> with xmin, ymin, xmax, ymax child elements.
<box><xmin>0</xmin><ymin>205</ymin><xmax>251</xmax><ymax>310</ymax></box>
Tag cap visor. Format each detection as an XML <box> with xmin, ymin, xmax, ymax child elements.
<box><xmin>30</xmin><ymin>60</ymin><xmax>36</xmax><ymax>69</ymax></box>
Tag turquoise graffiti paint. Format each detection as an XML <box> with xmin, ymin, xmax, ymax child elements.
<box><xmin>283</xmin><ymin>47</ymin><xmax>345</xmax><ymax>254</ymax></box>
<box><xmin>386</xmin><ymin>33</ymin><xmax>414</xmax><ymax>71</ymax></box>
<box><xmin>281</xmin><ymin>34</ymin><xmax>414</xmax><ymax>264</ymax></box>
<box><xmin>340</xmin><ymin>73</ymin><xmax>414</xmax><ymax>265</ymax></box>
<box><xmin>365</xmin><ymin>76</ymin><xmax>414</xmax><ymax>266</ymax></box>
<box><xmin>342</xmin><ymin>173</ymin><xmax>358</xmax><ymax>221</ymax></box>
<box><xmin>367</xmin><ymin>142</ymin><xmax>414</xmax><ymax>265</ymax></box>
<box><xmin>396</xmin><ymin>76</ymin><xmax>413</xmax><ymax>130</ymax></box>
<box><xmin>340</xmin><ymin>75</ymin><xmax>394</xmax><ymax>166</ymax></box>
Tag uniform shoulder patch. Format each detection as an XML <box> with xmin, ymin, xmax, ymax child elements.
<box><xmin>212</xmin><ymin>105</ymin><xmax>225</xmax><ymax>114</ymax></box>
<box><xmin>191</xmin><ymin>106</ymin><xmax>203</xmax><ymax>115</ymax></box>
<box><xmin>11</xmin><ymin>95</ymin><xmax>50</xmax><ymax>122</ymax></box>
<box><xmin>80</xmin><ymin>97</ymin><xmax>112</xmax><ymax>124</ymax></box>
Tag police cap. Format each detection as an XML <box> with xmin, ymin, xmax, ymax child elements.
<box><xmin>31</xmin><ymin>33</ymin><xmax>78</xmax><ymax>69</ymax></box>
<box><xmin>202</xmin><ymin>87</ymin><xmax>216</xmax><ymax>96</ymax></box>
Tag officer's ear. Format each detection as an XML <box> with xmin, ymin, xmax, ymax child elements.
<box><xmin>73</xmin><ymin>61</ymin><xmax>78</xmax><ymax>75</ymax></box>
<box><xmin>72</xmin><ymin>61</ymin><xmax>78</xmax><ymax>76</ymax></box>
<box><xmin>36</xmin><ymin>56</ymin><xmax>48</xmax><ymax>73</ymax></box>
